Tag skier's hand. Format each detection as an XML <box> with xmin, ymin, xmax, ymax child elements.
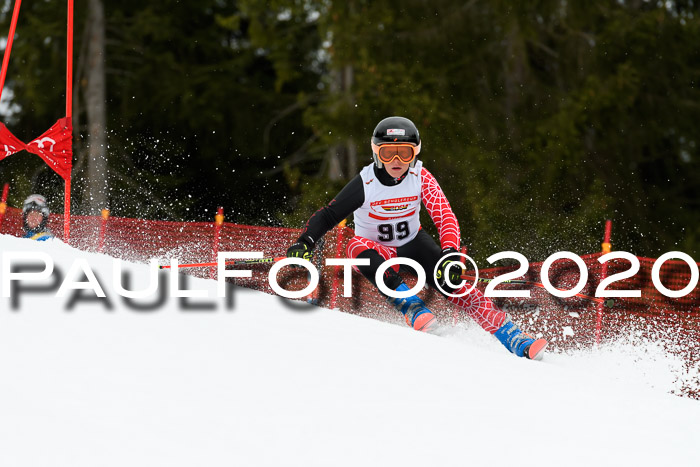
<box><xmin>286</xmin><ymin>240</ymin><xmax>313</xmax><ymax>262</ymax></box>
<box><xmin>435</xmin><ymin>247</ymin><xmax>464</xmax><ymax>290</ymax></box>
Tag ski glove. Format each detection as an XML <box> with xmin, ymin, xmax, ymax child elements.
<box><xmin>286</xmin><ymin>238</ymin><xmax>314</xmax><ymax>262</ymax></box>
<box><xmin>435</xmin><ymin>247</ymin><xmax>464</xmax><ymax>290</ymax></box>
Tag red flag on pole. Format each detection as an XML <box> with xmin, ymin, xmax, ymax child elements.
<box><xmin>0</xmin><ymin>122</ymin><xmax>25</xmax><ymax>161</ymax></box>
<box><xmin>26</xmin><ymin>117</ymin><xmax>73</xmax><ymax>181</ymax></box>
<box><xmin>0</xmin><ymin>118</ymin><xmax>73</xmax><ymax>181</ymax></box>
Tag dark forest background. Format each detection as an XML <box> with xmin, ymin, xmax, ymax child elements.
<box><xmin>1</xmin><ymin>0</ymin><xmax>699</xmax><ymax>263</ymax></box>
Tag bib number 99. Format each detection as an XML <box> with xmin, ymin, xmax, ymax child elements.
<box><xmin>378</xmin><ymin>221</ymin><xmax>410</xmax><ymax>242</ymax></box>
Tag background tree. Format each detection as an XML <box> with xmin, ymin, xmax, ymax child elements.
<box><xmin>83</xmin><ymin>0</ymin><xmax>107</xmax><ymax>214</ymax></box>
<box><xmin>1</xmin><ymin>0</ymin><xmax>698</xmax><ymax>262</ymax></box>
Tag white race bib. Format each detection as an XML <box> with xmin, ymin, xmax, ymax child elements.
<box><xmin>353</xmin><ymin>161</ymin><xmax>422</xmax><ymax>247</ymax></box>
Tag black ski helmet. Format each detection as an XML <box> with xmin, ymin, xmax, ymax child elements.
<box><xmin>22</xmin><ymin>194</ymin><xmax>50</xmax><ymax>232</ymax></box>
<box><xmin>371</xmin><ymin>116</ymin><xmax>421</xmax><ymax>168</ymax></box>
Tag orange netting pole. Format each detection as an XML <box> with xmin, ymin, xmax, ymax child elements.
<box><xmin>594</xmin><ymin>219</ymin><xmax>613</xmax><ymax>345</ymax></box>
<box><xmin>0</xmin><ymin>0</ymin><xmax>21</xmax><ymax>102</ymax></box>
<box><xmin>98</xmin><ymin>208</ymin><xmax>110</xmax><ymax>253</ymax></box>
<box><xmin>210</xmin><ymin>207</ymin><xmax>224</xmax><ymax>279</ymax></box>
<box><xmin>0</xmin><ymin>183</ymin><xmax>9</xmax><ymax>230</ymax></box>
<box><xmin>63</xmin><ymin>0</ymin><xmax>74</xmax><ymax>242</ymax></box>
<box><xmin>329</xmin><ymin>219</ymin><xmax>347</xmax><ymax>310</ymax></box>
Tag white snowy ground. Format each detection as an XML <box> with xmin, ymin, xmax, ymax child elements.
<box><xmin>0</xmin><ymin>234</ymin><xmax>699</xmax><ymax>467</ymax></box>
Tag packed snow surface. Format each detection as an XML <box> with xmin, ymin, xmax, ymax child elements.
<box><xmin>0</xmin><ymin>235</ymin><xmax>698</xmax><ymax>466</ymax></box>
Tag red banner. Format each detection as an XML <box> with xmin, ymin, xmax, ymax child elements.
<box><xmin>0</xmin><ymin>122</ymin><xmax>25</xmax><ymax>160</ymax></box>
<box><xmin>0</xmin><ymin>118</ymin><xmax>73</xmax><ymax>180</ymax></box>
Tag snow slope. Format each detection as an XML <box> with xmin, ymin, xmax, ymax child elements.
<box><xmin>0</xmin><ymin>235</ymin><xmax>699</xmax><ymax>467</ymax></box>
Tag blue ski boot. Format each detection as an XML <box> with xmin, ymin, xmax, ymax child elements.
<box><xmin>387</xmin><ymin>283</ymin><xmax>438</xmax><ymax>333</ymax></box>
<box><xmin>494</xmin><ymin>316</ymin><xmax>548</xmax><ymax>360</ymax></box>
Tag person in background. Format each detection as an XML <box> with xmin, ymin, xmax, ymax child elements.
<box><xmin>286</xmin><ymin>116</ymin><xmax>547</xmax><ymax>360</ymax></box>
<box><xmin>22</xmin><ymin>194</ymin><xmax>54</xmax><ymax>241</ymax></box>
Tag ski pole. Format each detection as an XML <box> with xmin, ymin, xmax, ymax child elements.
<box><xmin>159</xmin><ymin>256</ymin><xmax>285</xmax><ymax>270</ymax></box>
<box><xmin>461</xmin><ymin>275</ymin><xmax>615</xmax><ymax>308</ymax></box>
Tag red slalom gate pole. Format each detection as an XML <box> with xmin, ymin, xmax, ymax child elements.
<box><xmin>64</xmin><ymin>0</ymin><xmax>74</xmax><ymax>243</ymax></box>
<box><xmin>0</xmin><ymin>183</ymin><xmax>9</xmax><ymax>230</ymax></box>
<box><xmin>66</xmin><ymin>0</ymin><xmax>73</xmax><ymax>118</ymax></box>
<box><xmin>0</xmin><ymin>0</ymin><xmax>21</xmax><ymax>101</ymax></box>
<box><xmin>210</xmin><ymin>207</ymin><xmax>224</xmax><ymax>279</ymax></box>
<box><xmin>594</xmin><ymin>219</ymin><xmax>613</xmax><ymax>346</ymax></box>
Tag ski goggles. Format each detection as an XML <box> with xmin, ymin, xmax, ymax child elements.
<box><xmin>371</xmin><ymin>142</ymin><xmax>421</xmax><ymax>164</ymax></box>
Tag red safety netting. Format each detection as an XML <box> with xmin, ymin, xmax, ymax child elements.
<box><xmin>2</xmin><ymin>206</ymin><xmax>697</xmax><ymax>329</ymax></box>
<box><xmin>1</xmin><ymin>207</ymin><xmax>698</xmax><ymax>395</ymax></box>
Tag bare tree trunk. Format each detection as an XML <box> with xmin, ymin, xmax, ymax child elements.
<box><xmin>85</xmin><ymin>0</ymin><xmax>108</xmax><ymax>214</ymax></box>
<box><xmin>344</xmin><ymin>65</ymin><xmax>357</xmax><ymax>176</ymax></box>
<box><xmin>326</xmin><ymin>64</ymin><xmax>356</xmax><ymax>181</ymax></box>
<box><xmin>326</xmin><ymin>67</ymin><xmax>343</xmax><ymax>181</ymax></box>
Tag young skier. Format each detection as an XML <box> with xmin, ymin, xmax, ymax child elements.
<box><xmin>21</xmin><ymin>194</ymin><xmax>54</xmax><ymax>241</ymax></box>
<box><xmin>286</xmin><ymin>116</ymin><xmax>547</xmax><ymax>359</ymax></box>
